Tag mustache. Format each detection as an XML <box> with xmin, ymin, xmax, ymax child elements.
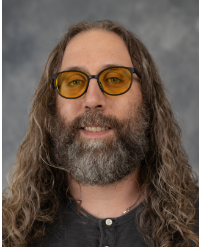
<box><xmin>51</xmin><ymin>110</ymin><xmax>122</xmax><ymax>143</ymax></box>
<box><xmin>51</xmin><ymin>104</ymin><xmax>149</xmax><ymax>145</ymax></box>
<box><xmin>69</xmin><ymin>110</ymin><xmax>122</xmax><ymax>131</ymax></box>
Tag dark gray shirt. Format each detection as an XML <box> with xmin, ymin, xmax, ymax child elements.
<box><xmin>33</xmin><ymin>196</ymin><xmax>199</xmax><ymax>247</ymax></box>
<box><xmin>36</xmin><ymin>196</ymin><xmax>147</xmax><ymax>247</ymax></box>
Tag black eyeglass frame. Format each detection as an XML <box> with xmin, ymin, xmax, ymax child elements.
<box><xmin>52</xmin><ymin>66</ymin><xmax>141</xmax><ymax>99</ymax></box>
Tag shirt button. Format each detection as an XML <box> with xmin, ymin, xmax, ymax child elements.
<box><xmin>106</xmin><ymin>219</ymin><xmax>112</xmax><ymax>226</ymax></box>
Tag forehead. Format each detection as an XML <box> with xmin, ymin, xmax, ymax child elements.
<box><xmin>59</xmin><ymin>30</ymin><xmax>133</xmax><ymax>73</ymax></box>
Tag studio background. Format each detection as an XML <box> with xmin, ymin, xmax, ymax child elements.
<box><xmin>2</xmin><ymin>0</ymin><xmax>199</xmax><ymax>191</ymax></box>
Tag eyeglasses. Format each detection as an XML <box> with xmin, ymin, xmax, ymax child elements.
<box><xmin>52</xmin><ymin>66</ymin><xmax>141</xmax><ymax>99</ymax></box>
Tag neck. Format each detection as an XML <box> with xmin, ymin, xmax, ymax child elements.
<box><xmin>68</xmin><ymin>167</ymin><xmax>145</xmax><ymax>219</ymax></box>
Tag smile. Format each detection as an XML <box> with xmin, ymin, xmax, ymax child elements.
<box><xmin>80</xmin><ymin>127</ymin><xmax>113</xmax><ymax>138</ymax></box>
<box><xmin>82</xmin><ymin>126</ymin><xmax>111</xmax><ymax>132</ymax></box>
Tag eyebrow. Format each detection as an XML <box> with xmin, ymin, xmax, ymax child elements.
<box><xmin>61</xmin><ymin>64</ymin><xmax>125</xmax><ymax>74</ymax></box>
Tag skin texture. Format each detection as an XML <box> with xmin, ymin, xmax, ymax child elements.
<box><xmin>56</xmin><ymin>30</ymin><xmax>146</xmax><ymax>219</ymax></box>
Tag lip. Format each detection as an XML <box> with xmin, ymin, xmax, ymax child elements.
<box><xmin>80</xmin><ymin>128</ymin><xmax>113</xmax><ymax>138</ymax></box>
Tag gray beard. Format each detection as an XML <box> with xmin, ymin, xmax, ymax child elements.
<box><xmin>51</xmin><ymin>103</ymin><xmax>149</xmax><ymax>186</ymax></box>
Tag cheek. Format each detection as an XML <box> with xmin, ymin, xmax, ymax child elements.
<box><xmin>112</xmin><ymin>92</ymin><xmax>142</xmax><ymax>120</ymax></box>
<box><xmin>56</xmin><ymin>94</ymin><xmax>82</xmax><ymax>122</ymax></box>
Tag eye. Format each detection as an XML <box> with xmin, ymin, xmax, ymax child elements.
<box><xmin>107</xmin><ymin>77</ymin><xmax>122</xmax><ymax>83</ymax></box>
<box><xmin>68</xmin><ymin>80</ymin><xmax>82</xmax><ymax>86</ymax></box>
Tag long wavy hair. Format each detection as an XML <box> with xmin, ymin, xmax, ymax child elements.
<box><xmin>3</xmin><ymin>20</ymin><xmax>199</xmax><ymax>247</ymax></box>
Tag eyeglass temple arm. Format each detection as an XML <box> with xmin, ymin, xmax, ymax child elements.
<box><xmin>52</xmin><ymin>77</ymin><xmax>56</xmax><ymax>89</ymax></box>
<box><xmin>133</xmin><ymin>68</ymin><xmax>141</xmax><ymax>79</ymax></box>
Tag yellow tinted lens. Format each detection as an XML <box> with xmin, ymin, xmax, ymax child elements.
<box><xmin>99</xmin><ymin>68</ymin><xmax>131</xmax><ymax>95</ymax></box>
<box><xmin>56</xmin><ymin>72</ymin><xmax>87</xmax><ymax>98</ymax></box>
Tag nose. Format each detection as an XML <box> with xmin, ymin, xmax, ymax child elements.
<box><xmin>83</xmin><ymin>78</ymin><xmax>107</xmax><ymax>111</ymax></box>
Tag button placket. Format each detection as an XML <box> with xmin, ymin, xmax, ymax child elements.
<box><xmin>103</xmin><ymin>219</ymin><xmax>116</xmax><ymax>247</ymax></box>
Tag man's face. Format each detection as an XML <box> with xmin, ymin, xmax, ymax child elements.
<box><xmin>57</xmin><ymin>30</ymin><xmax>143</xmax><ymax>127</ymax></box>
<box><xmin>53</xmin><ymin>30</ymin><xmax>149</xmax><ymax>186</ymax></box>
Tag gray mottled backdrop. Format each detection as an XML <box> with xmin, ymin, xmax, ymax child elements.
<box><xmin>2</xmin><ymin>0</ymin><xmax>199</xmax><ymax>191</ymax></box>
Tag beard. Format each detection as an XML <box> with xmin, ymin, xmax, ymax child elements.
<box><xmin>50</xmin><ymin>103</ymin><xmax>150</xmax><ymax>186</ymax></box>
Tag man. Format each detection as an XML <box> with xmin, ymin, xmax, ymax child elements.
<box><xmin>2</xmin><ymin>20</ymin><xmax>199</xmax><ymax>247</ymax></box>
